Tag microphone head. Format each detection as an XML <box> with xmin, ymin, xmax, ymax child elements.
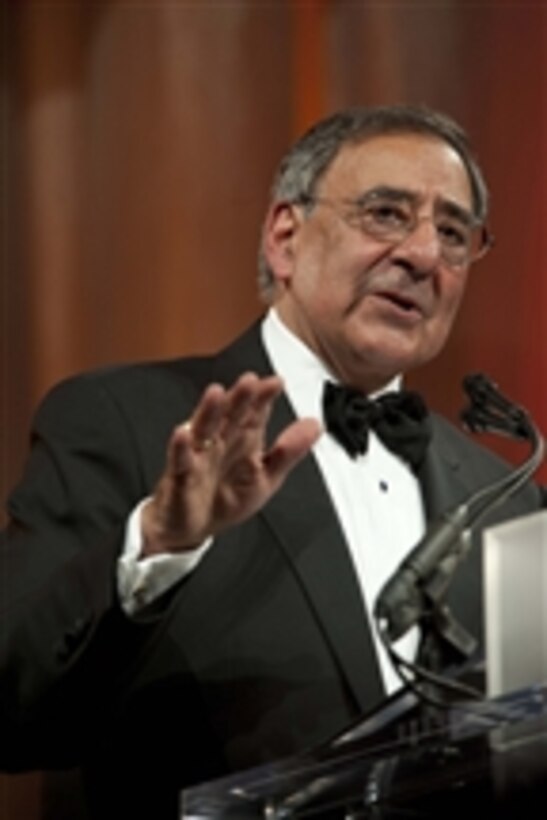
<box><xmin>463</xmin><ymin>372</ymin><xmax>497</xmax><ymax>404</ymax></box>
<box><xmin>461</xmin><ymin>372</ymin><xmax>534</xmax><ymax>441</ymax></box>
<box><xmin>460</xmin><ymin>406</ymin><xmax>488</xmax><ymax>434</ymax></box>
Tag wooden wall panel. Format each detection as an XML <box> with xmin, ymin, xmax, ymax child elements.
<box><xmin>2</xmin><ymin>2</ymin><xmax>293</xmax><ymax>511</ymax></box>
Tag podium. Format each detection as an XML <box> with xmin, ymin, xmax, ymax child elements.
<box><xmin>180</xmin><ymin>683</ymin><xmax>547</xmax><ymax>818</ymax></box>
<box><xmin>182</xmin><ymin>512</ymin><xmax>547</xmax><ymax>817</ymax></box>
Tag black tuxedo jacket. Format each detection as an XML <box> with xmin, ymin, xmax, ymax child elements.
<box><xmin>1</xmin><ymin>323</ymin><xmax>544</xmax><ymax>818</ymax></box>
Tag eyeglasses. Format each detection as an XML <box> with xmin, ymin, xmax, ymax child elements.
<box><xmin>297</xmin><ymin>190</ymin><xmax>494</xmax><ymax>270</ymax></box>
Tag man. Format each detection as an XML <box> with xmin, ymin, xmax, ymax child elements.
<box><xmin>1</xmin><ymin>106</ymin><xmax>544</xmax><ymax>818</ymax></box>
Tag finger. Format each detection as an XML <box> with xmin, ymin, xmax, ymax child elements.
<box><xmin>222</xmin><ymin>374</ymin><xmax>283</xmax><ymax>437</ymax></box>
<box><xmin>263</xmin><ymin>418</ymin><xmax>322</xmax><ymax>484</ymax></box>
<box><xmin>221</xmin><ymin>373</ymin><xmax>260</xmax><ymax>435</ymax></box>
<box><xmin>250</xmin><ymin>376</ymin><xmax>285</xmax><ymax>419</ymax></box>
<box><xmin>189</xmin><ymin>383</ymin><xmax>227</xmax><ymax>446</ymax></box>
<box><xmin>165</xmin><ymin>422</ymin><xmax>196</xmax><ymax>479</ymax></box>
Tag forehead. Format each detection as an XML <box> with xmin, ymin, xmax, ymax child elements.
<box><xmin>320</xmin><ymin>133</ymin><xmax>473</xmax><ymax>210</ymax></box>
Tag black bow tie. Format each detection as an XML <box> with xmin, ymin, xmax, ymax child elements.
<box><xmin>323</xmin><ymin>381</ymin><xmax>431</xmax><ymax>471</ymax></box>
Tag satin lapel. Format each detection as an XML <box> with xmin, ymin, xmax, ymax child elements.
<box><xmin>262</xmin><ymin>397</ymin><xmax>385</xmax><ymax>713</ymax></box>
<box><xmin>416</xmin><ymin>415</ymin><xmax>485</xmax><ymax>647</ymax></box>
<box><xmin>417</xmin><ymin>415</ymin><xmax>471</xmax><ymax>522</ymax></box>
<box><xmin>211</xmin><ymin>324</ymin><xmax>384</xmax><ymax>713</ymax></box>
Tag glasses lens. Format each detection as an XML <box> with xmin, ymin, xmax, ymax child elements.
<box><xmin>443</xmin><ymin>225</ymin><xmax>490</xmax><ymax>268</ymax></box>
<box><xmin>359</xmin><ymin>199</ymin><xmax>413</xmax><ymax>240</ymax></box>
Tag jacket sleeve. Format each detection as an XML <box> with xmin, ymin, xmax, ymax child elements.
<box><xmin>0</xmin><ymin>374</ymin><xmax>162</xmax><ymax>771</ymax></box>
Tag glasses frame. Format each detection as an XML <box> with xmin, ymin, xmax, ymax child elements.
<box><xmin>297</xmin><ymin>192</ymin><xmax>494</xmax><ymax>270</ymax></box>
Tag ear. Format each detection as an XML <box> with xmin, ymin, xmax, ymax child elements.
<box><xmin>261</xmin><ymin>202</ymin><xmax>303</xmax><ymax>284</ymax></box>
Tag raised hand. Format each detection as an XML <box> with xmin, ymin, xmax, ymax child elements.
<box><xmin>140</xmin><ymin>372</ymin><xmax>321</xmax><ymax>556</ymax></box>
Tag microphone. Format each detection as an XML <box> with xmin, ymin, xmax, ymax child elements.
<box><xmin>374</xmin><ymin>374</ymin><xmax>544</xmax><ymax>646</ymax></box>
<box><xmin>373</xmin><ymin>503</ymin><xmax>469</xmax><ymax>642</ymax></box>
<box><xmin>461</xmin><ymin>373</ymin><xmax>533</xmax><ymax>440</ymax></box>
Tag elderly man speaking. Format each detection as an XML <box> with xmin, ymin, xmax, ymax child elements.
<box><xmin>1</xmin><ymin>105</ymin><xmax>544</xmax><ymax>819</ymax></box>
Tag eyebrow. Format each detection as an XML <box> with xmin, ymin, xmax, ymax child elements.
<box><xmin>353</xmin><ymin>186</ymin><xmax>476</xmax><ymax>226</ymax></box>
<box><xmin>438</xmin><ymin>199</ymin><xmax>476</xmax><ymax>227</ymax></box>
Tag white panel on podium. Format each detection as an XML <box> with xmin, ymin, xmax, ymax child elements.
<box><xmin>484</xmin><ymin>509</ymin><xmax>547</xmax><ymax>698</ymax></box>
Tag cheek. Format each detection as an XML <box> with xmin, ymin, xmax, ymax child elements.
<box><xmin>437</xmin><ymin>272</ymin><xmax>467</xmax><ymax>319</ymax></box>
<box><xmin>428</xmin><ymin>282</ymin><xmax>466</xmax><ymax>348</ymax></box>
<box><xmin>296</xmin><ymin>250</ymin><xmax>350</xmax><ymax>307</ymax></box>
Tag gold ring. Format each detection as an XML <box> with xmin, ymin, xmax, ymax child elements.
<box><xmin>182</xmin><ymin>422</ymin><xmax>214</xmax><ymax>452</ymax></box>
<box><xmin>193</xmin><ymin>436</ymin><xmax>214</xmax><ymax>452</ymax></box>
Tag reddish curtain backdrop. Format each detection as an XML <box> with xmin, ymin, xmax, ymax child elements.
<box><xmin>1</xmin><ymin>2</ymin><xmax>546</xmax><ymax>818</ymax></box>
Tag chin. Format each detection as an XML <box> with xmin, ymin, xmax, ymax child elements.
<box><xmin>351</xmin><ymin>344</ymin><xmax>436</xmax><ymax>387</ymax></box>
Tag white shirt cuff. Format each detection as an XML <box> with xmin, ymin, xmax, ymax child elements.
<box><xmin>117</xmin><ymin>498</ymin><xmax>212</xmax><ymax>616</ymax></box>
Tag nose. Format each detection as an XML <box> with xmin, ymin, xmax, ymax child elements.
<box><xmin>392</xmin><ymin>215</ymin><xmax>443</xmax><ymax>275</ymax></box>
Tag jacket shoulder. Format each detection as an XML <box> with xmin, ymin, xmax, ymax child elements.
<box><xmin>37</xmin><ymin>319</ymin><xmax>267</xmax><ymax>418</ymax></box>
<box><xmin>429</xmin><ymin>412</ymin><xmax>545</xmax><ymax>509</ymax></box>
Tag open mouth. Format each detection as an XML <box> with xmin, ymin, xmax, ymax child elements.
<box><xmin>376</xmin><ymin>290</ymin><xmax>422</xmax><ymax>316</ymax></box>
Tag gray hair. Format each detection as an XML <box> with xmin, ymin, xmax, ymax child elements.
<box><xmin>258</xmin><ymin>104</ymin><xmax>489</xmax><ymax>300</ymax></box>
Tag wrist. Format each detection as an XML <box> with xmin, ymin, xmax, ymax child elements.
<box><xmin>139</xmin><ymin>500</ymin><xmax>202</xmax><ymax>558</ymax></box>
